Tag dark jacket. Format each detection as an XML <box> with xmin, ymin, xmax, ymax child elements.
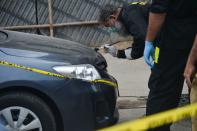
<box><xmin>118</xmin><ymin>2</ymin><xmax>150</xmax><ymax>59</ymax></box>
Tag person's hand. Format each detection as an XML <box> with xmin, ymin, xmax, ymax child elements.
<box><xmin>184</xmin><ymin>63</ymin><xmax>196</xmax><ymax>88</ymax></box>
<box><xmin>103</xmin><ymin>44</ymin><xmax>117</xmax><ymax>57</ymax></box>
<box><xmin>143</xmin><ymin>41</ymin><xmax>155</xmax><ymax>68</ymax></box>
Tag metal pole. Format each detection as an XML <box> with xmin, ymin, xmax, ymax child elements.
<box><xmin>0</xmin><ymin>21</ymin><xmax>99</xmax><ymax>30</ymax></box>
<box><xmin>1</xmin><ymin>24</ymin><xmax>50</xmax><ymax>30</ymax></box>
<box><xmin>48</xmin><ymin>0</ymin><xmax>53</xmax><ymax>37</ymax></box>
<box><xmin>53</xmin><ymin>21</ymin><xmax>99</xmax><ymax>27</ymax></box>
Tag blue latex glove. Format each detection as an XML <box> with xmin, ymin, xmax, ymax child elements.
<box><xmin>143</xmin><ymin>41</ymin><xmax>155</xmax><ymax>68</ymax></box>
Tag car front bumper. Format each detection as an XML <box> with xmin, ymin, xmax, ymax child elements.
<box><xmin>34</xmin><ymin>76</ymin><xmax>119</xmax><ymax>131</ymax></box>
<box><xmin>92</xmin><ymin>79</ymin><xmax>119</xmax><ymax>129</ymax></box>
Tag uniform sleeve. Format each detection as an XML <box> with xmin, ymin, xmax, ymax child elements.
<box><xmin>150</xmin><ymin>0</ymin><xmax>169</xmax><ymax>13</ymax></box>
<box><xmin>126</xmin><ymin>12</ymin><xmax>146</xmax><ymax>59</ymax></box>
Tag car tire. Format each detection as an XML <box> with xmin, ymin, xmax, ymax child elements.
<box><xmin>0</xmin><ymin>91</ymin><xmax>57</xmax><ymax>131</ymax></box>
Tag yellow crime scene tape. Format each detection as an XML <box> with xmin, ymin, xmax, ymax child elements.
<box><xmin>93</xmin><ymin>79</ymin><xmax>118</xmax><ymax>88</ymax></box>
<box><xmin>0</xmin><ymin>60</ymin><xmax>117</xmax><ymax>88</ymax></box>
<box><xmin>0</xmin><ymin>60</ymin><xmax>66</xmax><ymax>78</ymax></box>
<box><xmin>99</xmin><ymin>103</ymin><xmax>197</xmax><ymax>131</ymax></box>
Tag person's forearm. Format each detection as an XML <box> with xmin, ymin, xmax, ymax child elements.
<box><xmin>146</xmin><ymin>12</ymin><xmax>166</xmax><ymax>41</ymax></box>
<box><xmin>187</xmin><ymin>35</ymin><xmax>197</xmax><ymax>66</ymax></box>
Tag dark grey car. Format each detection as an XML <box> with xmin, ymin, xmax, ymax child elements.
<box><xmin>0</xmin><ymin>30</ymin><xmax>119</xmax><ymax>131</ymax></box>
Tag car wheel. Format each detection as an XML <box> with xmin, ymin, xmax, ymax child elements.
<box><xmin>0</xmin><ymin>92</ymin><xmax>57</xmax><ymax>131</ymax></box>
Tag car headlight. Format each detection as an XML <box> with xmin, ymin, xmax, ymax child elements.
<box><xmin>53</xmin><ymin>64</ymin><xmax>101</xmax><ymax>81</ymax></box>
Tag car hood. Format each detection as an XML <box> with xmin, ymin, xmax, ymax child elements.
<box><xmin>0</xmin><ymin>30</ymin><xmax>107</xmax><ymax>70</ymax></box>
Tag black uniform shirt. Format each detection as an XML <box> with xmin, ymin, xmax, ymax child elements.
<box><xmin>118</xmin><ymin>3</ymin><xmax>150</xmax><ymax>58</ymax></box>
<box><xmin>119</xmin><ymin>3</ymin><xmax>149</xmax><ymax>39</ymax></box>
<box><xmin>150</xmin><ymin>0</ymin><xmax>197</xmax><ymax>50</ymax></box>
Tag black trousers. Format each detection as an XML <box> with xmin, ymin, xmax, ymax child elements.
<box><xmin>146</xmin><ymin>48</ymin><xmax>190</xmax><ymax>131</ymax></box>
